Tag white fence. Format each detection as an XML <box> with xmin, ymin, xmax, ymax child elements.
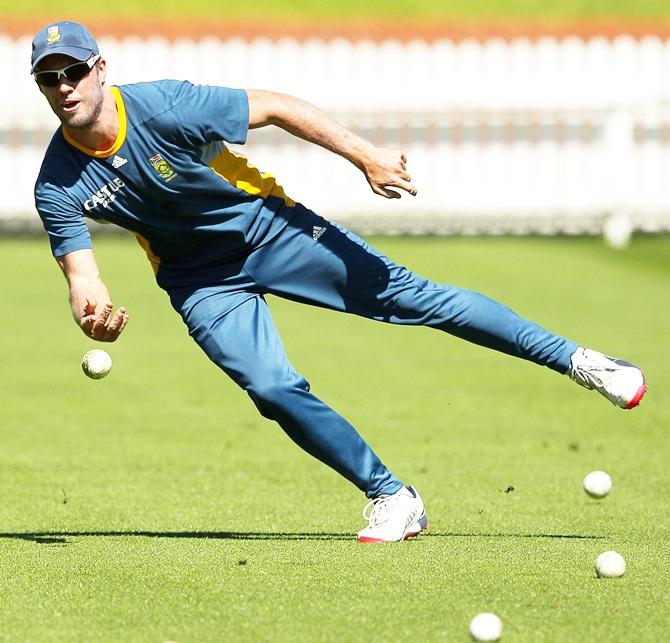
<box><xmin>3</xmin><ymin>34</ymin><xmax>670</xmax><ymax>235</ymax></box>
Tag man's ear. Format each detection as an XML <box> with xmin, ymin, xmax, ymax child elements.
<box><xmin>97</xmin><ymin>57</ymin><xmax>107</xmax><ymax>85</ymax></box>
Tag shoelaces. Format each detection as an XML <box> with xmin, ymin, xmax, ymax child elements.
<box><xmin>361</xmin><ymin>495</ymin><xmax>396</xmax><ymax>527</ymax></box>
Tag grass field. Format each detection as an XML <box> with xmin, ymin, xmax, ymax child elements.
<box><xmin>4</xmin><ymin>0</ymin><xmax>670</xmax><ymax>22</ymax></box>
<box><xmin>1</xmin><ymin>233</ymin><xmax>668</xmax><ymax>641</ymax></box>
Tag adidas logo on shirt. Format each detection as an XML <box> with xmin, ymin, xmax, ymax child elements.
<box><xmin>312</xmin><ymin>225</ymin><xmax>327</xmax><ymax>241</ymax></box>
<box><xmin>111</xmin><ymin>155</ymin><xmax>127</xmax><ymax>169</ymax></box>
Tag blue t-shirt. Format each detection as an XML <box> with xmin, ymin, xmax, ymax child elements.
<box><xmin>34</xmin><ymin>80</ymin><xmax>298</xmax><ymax>285</ymax></box>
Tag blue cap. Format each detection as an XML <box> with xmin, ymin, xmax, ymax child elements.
<box><xmin>31</xmin><ymin>21</ymin><xmax>99</xmax><ymax>73</ymax></box>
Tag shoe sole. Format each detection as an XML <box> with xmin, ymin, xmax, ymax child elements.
<box><xmin>358</xmin><ymin>514</ymin><xmax>429</xmax><ymax>543</ymax></box>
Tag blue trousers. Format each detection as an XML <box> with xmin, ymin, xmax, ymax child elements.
<box><xmin>166</xmin><ymin>207</ymin><xmax>578</xmax><ymax>498</ymax></box>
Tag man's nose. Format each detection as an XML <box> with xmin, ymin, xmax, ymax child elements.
<box><xmin>56</xmin><ymin>76</ymin><xmax>76</xmax><ymax>92</ymax></box>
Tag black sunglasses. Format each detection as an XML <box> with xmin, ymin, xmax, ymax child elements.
<box><xmin>34</xmin><ymin>55</ymin><xmax>100</xmax><ymax>87</ymax></box>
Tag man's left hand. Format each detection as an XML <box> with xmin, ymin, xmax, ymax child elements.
<box><xmin>363</xmin><ymin>147</ymin><xmax>418</xmax><ymax>199</ymax></box>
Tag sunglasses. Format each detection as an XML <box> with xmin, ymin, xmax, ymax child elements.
<box><xmin>34</xmin><ymin>55</ymin><xmax>100</xmax><ymax>87</ymax></box>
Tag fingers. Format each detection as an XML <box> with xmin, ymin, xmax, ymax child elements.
<box><xmin>393</xmin><ymin>164</ymin><xmax>418</xmax><ymax>196</ymax></box>
<box><xmin>372</xmin><ymin>185</ymin><xmax>401</xmax><ymax>199</ymax></box>
<box><xmin>371</xmin><ymin>176</ymin><xmax>417</xmax><ymax>199</ymax></box>
<box><xmin>80</xmin><ymin>303</ymin><xmax>129</xmax><ymax>342</ymax></box>
<box><xmin>107</xmin><ymin>307</ymin><xmax>129</xmax><ymax>335</ymax></box>
<box><xmin>89</xmin><ymin>303</ymin><xmax>113</xmax><ymax>338</ymax></box>
<box><xmin>368</xmin><ymin>149</ymin><xmax>418</xmax><ymax>198</ymax></box>
<box><xmin>401</xmin><ymin>177</ymin><xmax>418</xmax><ymax>196</ymax></box>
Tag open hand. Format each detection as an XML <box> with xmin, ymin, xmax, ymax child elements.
<box><xmin>80</xmin><ymin>298</ymin><xmax>129</xmax><ymax>342</ymax></box>
<box><xmin>364</xmin><ymin>148</ymin><xmax>418</xmax><ymax>199</ymax></box>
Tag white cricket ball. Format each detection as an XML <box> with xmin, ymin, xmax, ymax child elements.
<box><xmin>583</xmin><ymin>470</ymin><xmax>612</xmax><ymax>499</ymax></box>
<box><xmin>81</xmin><ymin>349</ymin><xmax>113</xmax><ymax>379</ymax></box>
<box><xmin>603</xmin><ymin>214</ymin><xmax>633</xmax><ymax>249</ymax></box>
<box><xmin>595</xmin><ymin>551</ymin><xmax>626</xmax><ymax>578</ymax></box>
<box><xmin>469</xmin><ymin>612</ymin><xmax>503</xmax><ymax>641</ymax></box>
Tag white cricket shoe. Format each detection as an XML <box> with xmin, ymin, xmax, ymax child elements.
<box><xmin>568</xmin><ymin>347</ymin><xmax>646</xmax><ymax>409</ymax></box>
<box><xmin>357</xmin><ymin>485</ymin><xmax>428</xmax><ymax>543</ymax></box>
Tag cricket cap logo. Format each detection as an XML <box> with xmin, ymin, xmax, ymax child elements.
<box><xmin>46</xmin><ymin>26</ymin><xmax>61</xmax><ymax>44</ymax></box>
<box><xmin>149</xmin><ymin>153</ymin><xmax>177</xmax><ymax>182</ymax></box>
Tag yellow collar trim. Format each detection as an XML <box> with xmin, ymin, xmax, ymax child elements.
<box><xmin>62</xmin><ymin>86</ymin><xmax>127</xmax><ymax>158</ymax></box>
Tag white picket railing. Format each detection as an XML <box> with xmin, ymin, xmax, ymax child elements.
<box><xmin>3</xmin><ymin>34</ymin><xmax>670</xmax><ymax>234</ymax></box>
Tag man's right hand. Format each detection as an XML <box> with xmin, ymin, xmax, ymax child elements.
<box><xmin>57</xmin><ymin>250</ymin><xmax>130</xmax><ymax>342</ymax></box>
<box><xmin>80</xmin><ymin>297</ymin><xmax>129</xmax><ymax>342</ymax></box>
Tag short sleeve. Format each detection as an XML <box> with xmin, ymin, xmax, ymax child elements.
<box><xmin>35</xmin><ymin>178</ymin><xmax>91</xmax><ymax>257</ymax></box>
<box><xmin>170</xmin><ymin>82</ymin><xmax>249</xmax><ymax>147</ymax></box>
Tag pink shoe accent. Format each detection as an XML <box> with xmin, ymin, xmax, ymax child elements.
<box><xmin>357</xmin><ymin>535</ymin><xmax>387</xmax><ymax>544</ymax></box>
<box><xmin>626</xmin><ymin>383</ymin><xmax>647</xmax><ymax>409</ymax></box>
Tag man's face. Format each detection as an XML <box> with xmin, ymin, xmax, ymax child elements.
<box><xmin>36</xmin><ymin>54</ymin><xmax>107</xmax><ymax>130</ymax></box>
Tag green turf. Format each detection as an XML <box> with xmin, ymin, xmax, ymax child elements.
<box><xmin>1</xmin><ymin>233</ymin><xmax>668</xmax><ymax>641</ymax></box>
<box><xmin>4</xmin><ymin>0</ymin><xmax>670</xmax><ymax>22</ymax></box>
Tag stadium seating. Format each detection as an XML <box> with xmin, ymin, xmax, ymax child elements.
<box><xmin>3</xmin><ymin>34</ymin><xmax>670</xmax><ymax>234</ymax></box>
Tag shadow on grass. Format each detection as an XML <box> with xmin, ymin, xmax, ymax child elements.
<box><xmin>0</xmin><ymin>530</ymin><xmax>607</xmax><ymax>545</ymax></box>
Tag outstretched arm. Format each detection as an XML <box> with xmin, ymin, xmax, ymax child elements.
<box><xmin>56</xmin><ymin>249</ymin><xmax>129</xmax><ymax>342</ymax></box>
<box><xmin>246</xmin><ymin>89</ymin><xmax>417</xmax><ymax>199</ymax></box>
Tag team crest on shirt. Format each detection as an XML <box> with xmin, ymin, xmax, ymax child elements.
<box><xmin>47</xmin><ymin>26</ymin><xmax>61</xmax><ymax>44</ymax></box>
<box><xmin>148</xmin><ymin>153</ymin><xmax>177</xmax><ymax>182</ymax></box>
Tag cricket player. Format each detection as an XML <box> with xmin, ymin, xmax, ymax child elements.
<box><xmin>32</xmin><ymin>21</ymin><xmax>646</xmax><ymax>543</ymax></box>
